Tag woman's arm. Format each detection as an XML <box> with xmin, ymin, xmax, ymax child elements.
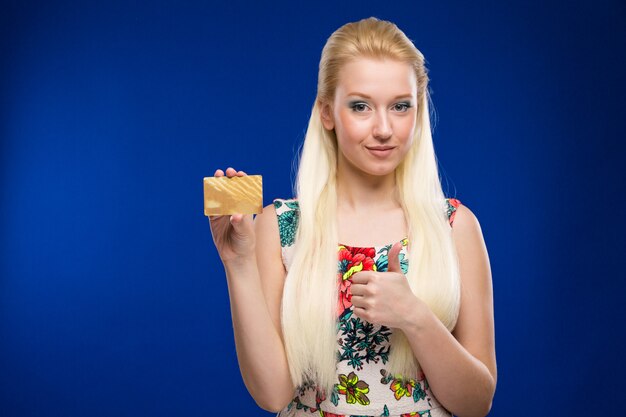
<box><xmin>401</xmin><ymin>204</ymin><xmax>497</xmax><ymax>417</ymax></box>
<box><xmin>223</xmin><ymin>202</ymin><xmax>295</xmax><ymax>412</ymax></box>
<box><xmin>208</xmin><ymin>167</ymin><xmax>294</xmax><ymax>412</ymax></box>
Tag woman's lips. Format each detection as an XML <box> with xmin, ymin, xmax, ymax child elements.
<box><xmin>366</xmin><ymin>146</ymin><xmax>395</xmax><ymax>158</ymax></box>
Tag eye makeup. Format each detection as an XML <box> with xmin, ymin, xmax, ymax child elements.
<box><xmin>347</xmin><ymin>100</ymin><xmax>414</xmax><ymax>112</ymax></box>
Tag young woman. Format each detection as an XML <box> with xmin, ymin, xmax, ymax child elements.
<box><xmin>209</xmin><ymin>17</ymin><xmax>496</xmax><ymax>417</ymax></box>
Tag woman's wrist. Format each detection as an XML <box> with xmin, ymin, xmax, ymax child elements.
<box><xmin>223</xmin><ymin>254</ymin><xmax>259</xmax><ymax>276</ymax></box>
<box><xmin>399</xmin><ymin>295</ymin><xmax>434</xmax><ymax>337</ymax></box>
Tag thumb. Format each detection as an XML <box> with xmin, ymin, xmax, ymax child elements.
<box><xmin>229</xmin><ymin>214</ymin><xmax>248</xmax><ymax>233</ymax></box>
<box><xmin>387</xmin><ymin>241</ymin><xmax>403</xmax><ymax>273</ymax></box>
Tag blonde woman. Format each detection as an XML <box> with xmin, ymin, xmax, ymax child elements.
<box><xmin>209</xmin><ymin>17</ymin><xmax>496</xmax><ymax>417</ymax></box>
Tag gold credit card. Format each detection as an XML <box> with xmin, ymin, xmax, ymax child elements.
<box><xmin>203</xmin><ymin>175</ymin><xmax>263</xmax><ymax>216</ymax></box>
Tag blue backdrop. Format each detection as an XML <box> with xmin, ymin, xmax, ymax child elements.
<box><xmin>2</xmin><ymin>1</ymin><xmax>625</xmax><ymax>416</ymax></box>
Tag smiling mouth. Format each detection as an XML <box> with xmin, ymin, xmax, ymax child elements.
<box><xmin>366</xmin><ymin>146</ymin><xmax>395</xmax><ymax>158</ymax></box>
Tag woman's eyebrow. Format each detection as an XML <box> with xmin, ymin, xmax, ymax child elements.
<box><xmin>347</xmin><ymin>92</ymin><xmax>413</xmax><ymax>100</ymax></box>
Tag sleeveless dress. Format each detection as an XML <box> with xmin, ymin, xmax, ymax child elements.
<box><xmin>273</xmin><ymin>197</ymin><xmax>462</xmax><ymax>417</ymax></box>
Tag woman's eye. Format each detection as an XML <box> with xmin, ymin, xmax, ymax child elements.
<box><xmin>393</xmin><ymin>103</ymin><xmax>412</xmax><ymax>112</ymax></box>
<box><xmin>350</xmin><ymin>102</ymin><xmax>369</xmax><ymax>112</ymax></box>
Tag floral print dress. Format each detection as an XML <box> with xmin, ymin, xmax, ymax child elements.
<box><xmin>273</xmin><ymin>198</ymin><xmax>462</xmax><ymax>417</ymax></box>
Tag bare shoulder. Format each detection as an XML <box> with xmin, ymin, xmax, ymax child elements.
<box><xmin>253</xmin><ymin>203</ymin><xmax>287</xmax><ymax>332</ymax></box>
<box><xmin>450</xmin><ymin>202</ymin><xmax>491</xmax><ymax>291</ymax></box>
<box><xmin>451</xmin><ymin>202</ymin><xmax>484</xmax><ymax>240</ymax></box>
<box><xmin>254</xmin><ymin>203</ymin><xmax>280</xmax><ymax>242</ymax></box>
<box><xmin>253</xmin><ymin>202</ymin><xmax>285</xmax><ymax>270</ymax></box>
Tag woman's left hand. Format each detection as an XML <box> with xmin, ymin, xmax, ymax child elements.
<box><xmin>350</xmin><ymin>242</ymin><xmax>423</xmax><ymax>330</ymax></box>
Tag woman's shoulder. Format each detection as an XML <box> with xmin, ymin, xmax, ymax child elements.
<box><xmin>444</xmin><ymin>197</ymin><xmax>485</xmax><ymax>236</ymax></box>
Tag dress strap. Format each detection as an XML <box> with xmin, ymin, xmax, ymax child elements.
<box><xmin>445</xmin><ymin>198</ymin><xmax>461</xmax><ymax>227</ymax></box>
<box><xmin>272</xmin><ymin>198</ymin><xmax>300</xmax><ymax>271</ymax></box>
<box><xmin>272</xmin><ymin>198</ymin><xmax>300</xmax><ymax>248</ymax></box>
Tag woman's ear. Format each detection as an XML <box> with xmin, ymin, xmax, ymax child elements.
<box><xmin>319</xmin><ymin>101</ymin><xmax>335</xmax><ymax>130</ymax></box>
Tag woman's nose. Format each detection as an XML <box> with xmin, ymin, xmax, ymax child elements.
<box><xmin>372</xmin><ymin>111</ymin><xmax>392</xmax><ymax>139</ymax></box>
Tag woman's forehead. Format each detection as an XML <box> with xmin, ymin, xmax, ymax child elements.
<box><xmin>336</xmin><ymin>58</ymin><xmax>417</xmax><ymax>99</ymax></box>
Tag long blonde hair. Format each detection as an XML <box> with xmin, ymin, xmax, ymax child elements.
<box><xmin>281</xmin><ymin>16</ymin><xmax>461</xmax><ymax>394</ymax></box>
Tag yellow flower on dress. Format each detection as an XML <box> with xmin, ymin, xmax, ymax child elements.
<box><xmin>390</xmin><ymin>377</ymin><xmax>417</xmax><ymax>400</ymax></box>
<box><xmin>337</xmin><ymin>372</ymin><xmax>370</xmax><ymax>405</ymax></box>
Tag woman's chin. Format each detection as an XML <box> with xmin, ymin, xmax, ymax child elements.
<box><xmin>362</xmin><ymin>166</ymin><xmax>398</xmax><ymax>178</ymax></box>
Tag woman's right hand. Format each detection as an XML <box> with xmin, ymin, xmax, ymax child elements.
<box><xmin>208</xmin><ymin>167</ymin><xmax>257</xmax><ymax>266</ymax></box>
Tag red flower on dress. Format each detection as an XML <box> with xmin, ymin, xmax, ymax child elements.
<box><xmin>315</xmin><ymin>387</ymin><xmax>327</xmax><ymax>404</ymax></box>
<box><xmin>337</xmin><ymin>276</ymin><xmax>352</xmax><ymax>318</ymax></box>
<box><xmin>337</xmin><ymin>245</ymin><xmax>377</xmax><ymax>318</ymax></box>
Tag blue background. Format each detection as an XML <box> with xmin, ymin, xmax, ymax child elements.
<box><xmin>2</xmin><ymin>1</ymin><xmax>625</xmax><ymax>415</ymax></box>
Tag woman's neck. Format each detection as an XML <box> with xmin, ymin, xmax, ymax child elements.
<box><xmin>336</xmin><ymin>164</ymin><xmax>400</xmax><ymax>214</ymax></box>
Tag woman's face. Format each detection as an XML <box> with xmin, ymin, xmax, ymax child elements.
<box><xmin>321</xmin><ymin>57</ymin><xmax>418</xmax><ymax>178</ymax></box>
